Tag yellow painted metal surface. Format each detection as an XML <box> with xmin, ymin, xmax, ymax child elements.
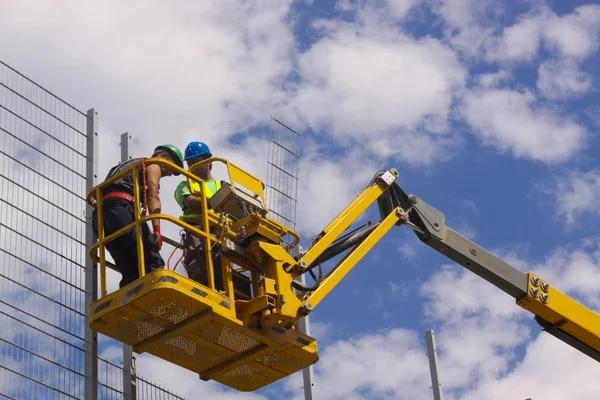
<box><xmin>294</xmin><ymin>179</ymin><xmax>392</xmax><ymax>272</ymax></box>
<box><xmin>89</xmin><ymin>270</ymin><xmax>319</xmax><ymax>392</ymax></box>
<box><xmin>302</xmin><ymin>208</ymin><xmax>404</xmax><ymax>311</ymax></box>
<box><xmin>87</xmin><ymin>159</ymin><xmax>400</xmax><ymax>391</ymax></box>
<box><xmin>517</xmin><ymin>272</ymin><xmax>600</xmax><ymax>355</ymax></box>
<box><xmin>89</xmin><ymin>157</ymin><xmax>600</xmax><ymax>381</ymax></box>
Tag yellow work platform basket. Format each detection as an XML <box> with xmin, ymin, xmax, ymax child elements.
<box><xmin>90</xmin><ymin>270</ymin><xmax>318</xmax><ymax>391</ymax></box>
<box><xmin>88</xmin><ymin>158</ymin><xmax>320</xmax><ymax>392</ymax></box>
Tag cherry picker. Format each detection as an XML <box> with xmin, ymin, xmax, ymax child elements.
<box><xmin>87</xmin><ymin>157</ymin><xmax>600</xmax><ymax>391</ymax></box>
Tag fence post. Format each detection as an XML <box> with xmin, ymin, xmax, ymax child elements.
<box><xmin>85</xmin><ymin>108</ymin><xmax>99</xmax><ymax>400</ymax></box>
<box><xmin>120</xmin><ymin>132</ymin><xmax>138</xmax><ymax>400</ymax></box>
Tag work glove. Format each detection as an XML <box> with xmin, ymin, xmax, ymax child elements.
<box><xmin>153</xmin><ymin>225</ymin><xmax>163</xmax><ymax>250</ymax></box>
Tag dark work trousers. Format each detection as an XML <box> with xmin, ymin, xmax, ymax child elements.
<box><xmin>183</xmin><ymin>224</ymin><xmax>224</xmax><ymax>291</ymax></box>
<box><xmin>92</xmin><ymin>202</ymin><xmax>165</xmax><ymax>288</ymax></box>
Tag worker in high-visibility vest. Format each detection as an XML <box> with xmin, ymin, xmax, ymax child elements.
<box><xmin>174</xmin><ymin>141</ymin><xmax>224</xmax><ymax>290</ymax></box>
<box><xmin>92</xmin><ymin>144</ymin><xmax>185</xmax><ymax>288</ymax></box>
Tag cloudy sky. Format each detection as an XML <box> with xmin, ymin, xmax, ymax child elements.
<box><xmin>2</xmin><ymin>0</ymin><xmax>600</xmax><ymax>399</ymax></box>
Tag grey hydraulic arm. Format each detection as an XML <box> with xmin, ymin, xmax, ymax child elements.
<box><xmin>376</xmin><ymin>178</ymin><xmax>600</xmax><ymax>364</ymax></box>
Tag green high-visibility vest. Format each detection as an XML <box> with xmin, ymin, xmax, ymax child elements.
<box><xmin>179</xmin><ymin>179</ymin><xmax>222</xmax><ymax>223</ymax></box>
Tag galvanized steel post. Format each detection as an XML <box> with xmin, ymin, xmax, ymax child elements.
<box><xmin>85</xmin><ymin>108</ymin><xmax>99</xmax><ymax>400</ymax></box>
<box><xmin>298</xmin><ymin>274</ymin><xmax>316</xmax><ymax>400</ymax></box>
<box><xmin>425</xmin><ymin>329</ymin><xmax>443</xmax><ymax>400</ymax></box>
<box><xmin>120</xmin><ymin>132</ymin><xmax>137</xmax><ymax>400</ymax></box>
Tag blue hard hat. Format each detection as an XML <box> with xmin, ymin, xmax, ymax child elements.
<box><xmin>184</xmin><ymin>141</ymin><xmax>212</xmax><ymax>161</ymax></box>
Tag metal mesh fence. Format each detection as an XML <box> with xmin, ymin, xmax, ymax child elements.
<box><xmin>0</xmin><ymin>59</ymin><xmax>88</xmax><ymax>400</ymax></box>
<box><xmin>0</xmin><ymin>60</ymin><xmax>186</xmax><ymax>399</ymax></box>
<box><xmin>265</xmin><ymin>117</ymin><xmax>300</xmax><ymax>231</ymax></box>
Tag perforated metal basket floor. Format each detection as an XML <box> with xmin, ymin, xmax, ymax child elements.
<box><xmin>89</xmin><ymin>270</ymin><xmax>319</xmax><ymax>391</ymax></box>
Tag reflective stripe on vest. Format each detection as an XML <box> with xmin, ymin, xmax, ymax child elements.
<box><xmin>180</xmin><ymin>179</ymin><xmax>222</xmax><ymax>222</ymax></box>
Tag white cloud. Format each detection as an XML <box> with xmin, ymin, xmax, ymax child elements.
<box><xmin>290</xmin><ymin>7</ymin><xmax>466</xmax><ymax>166</ymax></box>
<box><xmin>450</xmin><ymin>241</ymin><xmax>600</xmax><ymax>399</ymax></box>
<box><xmin>475</xmin><ymin>70</ymin><xmax>512</xmax><ymax>88</ymax></box>
<box><xmin>453</xmin><ymin>220</ymin><xmax>477</xmax><ymax>240</ymax></box>
<box><xmin>543</xmin><ymin>5</ymin><xmax>600</xmax><ymax>59</ymax></box>
<box><xmin>422</xmin><ymin>264</ymin><xmax>531</xmax><ymax>388</ymax></box>
<box><xmin>462</xmin><ymin>88</ymin><xmax>586</xmax><ymax>162</ymax></box>
<box><xmin>4</xmin><ymin>2</ymin><xmax>600</xmax><ymax>400</ymax></box>
<box><xmin>488</xmin><ymin>10</ymin><xmax>546</xmax><ymax>62</ymax></box>
<box><xmin>555</xmin><ymin>169</ymin><xmax>600</xmax><ymax>225</ymax></box>
<box><xmin>531</xmin><ymin>243</ymin><xmax>600</xmax><ymax>308</ymax></box>
<box><xmin>398</xmin><ymin>242</ymin><xmax>418</xmax><ymax>258</ymax></box>
<box><xmin>433</xmin><ymin>0</ymin><xmax>498</xmax><ymax>57</ymax></box>
<box><xmin>460</xmin><ymin>199</ymin><xmax>480</xmax><ymax>216</ymax></box>
<box><xmin>426</xmin><ymin>241</ymin><xmax>600</xmax><ymax>398</ymax></box>
<box><xmin>389</xmin><ymin>281</ymin><xmax>411</xmax><ymax>296</ymax></box>
<box><xmin>538</xmin><ymin>59</ymin><xmax>593</xmax><ymax>99</ymax></box>
<box><xmin>295</xmin><ymin>143</ymin><xmax>381</xmax><ymax>235</ymax></box>
<box><xmin>308</xmin><ymin>320</ymin><xmax>334</xmax><ymax>343</ymax></box>
<box><xmin>386</xmin><ymin>0</ymin><xmax>422</xmax><ymax>20</ymax></box>
<box><xmin>0</xmin><ymin>0</ymin><xmax>295</xmax><ymax>161</ymax></box>
<box><xmin>284</xmin><ymin>328</ymin><xmax>432</xmax><ymax>400</ymax></box>
<box><xmin>336</xmin><ymin>0</ymin><xmax>422</xmax><ymax>21</ymax></box>
<box><xmin>280</xmin><ymin>240</ymin><xmax>600</xmax><ymax>399</ymax></box>
<box><xmin>134</xmin><ymin>353</ymin><xmax>269</xmax><ymax>400</ymax></box>
<box><xmin>293</xmin><ymin>31</ymin><xmax>464</xmax><ymax>135</ymax></box>
<box><xmin>462</xmin><ymin>333</ymin><xmax>600</xmax><ymax>400</ymax></box>
<box><xmin>489</xmin><ymin>5</ymin><xmax>600</xmax><ymax>62</ymax></box>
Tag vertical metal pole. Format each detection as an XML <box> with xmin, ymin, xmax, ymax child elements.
<box><xmin>292</xmin><ymin>244</ymin><xmax>316</xmax><ymax>400</ymax></box>
<box><xmin>85</xmin><ymin>108</ymin><xmax>99</xmax><ymax>400</ymax></box>
<box><xmin>298</xmin><ymin>272</ymin><xmax>316</xmax><ymax>400</ymax></box>
<box><xmin>121</xmin><ymin>132</ymin><xmax>133</xmax><ymax>163</ymax></box>
<box><xmin>425</xmin><ymin>329</ymin><xmax>443</xmax><ymax>400</ymax></box>
<box><xmin>120</xmin><ymin>132</ymin><xmax>137</xmax><ymax>400</ymax></box>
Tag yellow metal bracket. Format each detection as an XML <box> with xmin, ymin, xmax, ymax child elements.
<box><xmin>517</xmin><ymin>272</ymin><xmax>600</xmax><ymax>356</ymax></box>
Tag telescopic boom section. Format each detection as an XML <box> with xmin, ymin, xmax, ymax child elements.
<box><xmin>291</xmin><ymin>170</ymin><xmax>600</xmax><ymax>365</ymax></box>
<box><xmin>385</xmin><ymin>182</ymin><xmax>600</xmax><ymax>364</ymax></box>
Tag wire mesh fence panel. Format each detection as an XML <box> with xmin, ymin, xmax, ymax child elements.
<box><xmin>0</xmin><ymin>60</ymin><xmax>88</xmax><ymax>400</ymax></box>
<box><xmin>0</xmin><ymin>60</ymin><xmax>187</xmax><ymax>400</ymax></box>
<box><xmin>265</xmin><ymin>117</ymin><xmax>301</xmax><ymax>235</ymax></box>
<box><xmin>136</xmin><ymin>376</ymin><xmax>187</xmax><ymax>400</ymax></box>
<box><xmin>97</xmin><ymin>358</ymin><xmax>124</xmax><ymax>400</ymax></box>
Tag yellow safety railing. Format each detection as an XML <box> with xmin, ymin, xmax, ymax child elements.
<box><xmin>87</xmin><ymin>157</ymin><xmax>299</xmax><ymax>298</ymax></box>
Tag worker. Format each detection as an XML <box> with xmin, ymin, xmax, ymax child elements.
<box><xmin>92</xmin><ymin>144</ymin><xmax>185</xmax><ymax>288</ymax></box>
<box><xmin>174</xmin><ymin>141</ymin><xmax>225</xmax><ymax>290</ymax></box>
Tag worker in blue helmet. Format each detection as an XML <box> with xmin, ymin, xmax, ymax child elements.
<box><xmin>174</xmin><ymin>141</ymin><xmax>225</xmax><ymax>290</ymax></box>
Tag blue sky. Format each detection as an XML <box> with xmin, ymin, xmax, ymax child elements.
<box><xmin>1</xmin><ymin>0</ymin><xmax>600</xmax><ymax>399</ymax></box>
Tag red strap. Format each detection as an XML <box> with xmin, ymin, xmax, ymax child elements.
<box><xmin>103</xmin><ymin>192</ymin><xmax>135</xmax><ymax>202</ymax></box>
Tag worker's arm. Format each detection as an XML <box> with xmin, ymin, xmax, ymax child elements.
<box><xmin>174</xmin><ymin>180</ymin><xmax>204</xmax><ymax>212</ymax></box>
<box><xmin>183</xmin><ymin>194</ymin><xmax>204</xmax><ymax>211</ymax></box>
<box><xmin>145</xmin><ymin>164</ymin><xmax>162</xmax><ymax>228</ymax></box>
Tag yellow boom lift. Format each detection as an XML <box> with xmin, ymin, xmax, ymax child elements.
<box><xmin>87</xmin><ymin>158</ymin><xmax>600</xmax><ymax>392</ymax></box>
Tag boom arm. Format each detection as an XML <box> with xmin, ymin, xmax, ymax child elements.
<box><xmin>397</xmin><ymin>185</ymin><xmax>600</xmax><ymax>363</ymax></box>
<box><xmin>291</xmin><ymin>170</ymin><xmax>600</xmax><ymax>364</ymax></box>
<box><xmin>87</xmin><ymin>161</ymin><xmax>600</xmax><ymax>391</ymax></box>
